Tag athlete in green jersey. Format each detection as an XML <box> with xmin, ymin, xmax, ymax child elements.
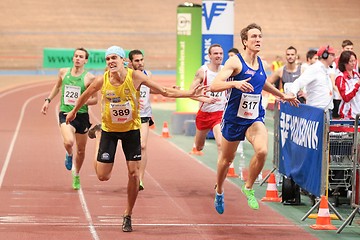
<box><xmin>41</xmin><ymin>47</ymin><xmax>98</xmax><ymax>190</ymax></box>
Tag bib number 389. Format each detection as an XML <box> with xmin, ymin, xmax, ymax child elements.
<box><xmin>110</xmin><ymin>102</ymin><xmax>133</xmax><ymax>123</ymax></box>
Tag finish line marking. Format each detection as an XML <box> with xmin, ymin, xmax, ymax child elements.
<box><xmin>0</xmin><ymin>216</ymin><xmax>311</xmax><ymax>228</ymax></box>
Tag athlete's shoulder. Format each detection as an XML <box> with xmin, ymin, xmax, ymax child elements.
<box><xmin>58</xmin><ymin>67</ymin><xmax>70</xmax><ymax>79</ymax></box>
<box><xmin>226</xmin><ymin>53</ymin><xmax>243</xmax><ymax>75</ymax></box>
<box><xmin>83</xmin><ymin>71</ymin><xmax>96</xmax><ymax>86</ymax></box>
<box><xmin>144</xmin><ymin>69</ymin><xmax>152</xmax><ymax>78</ymax></box>
<box><xmin>84</xmin><ymin>70</ymin><xmax>95</xmax><ymax>78</ymax></box>
<box><xmin>59</xmin><ymin>67</ymin><xmax>70</xmax><ymax>73</ymax></box>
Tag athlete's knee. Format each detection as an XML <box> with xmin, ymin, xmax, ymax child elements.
<box><xmin>76</xmin><ymin>148</ymin><xmax>86</xmax><ymax>158</ymax></box>
<box><xmin>97</xmin><ymin>173</ymin><xmax>111</xmax><ymax>181</ymax></box>
<box><xmin>255</xmin><ymin>147</ymin><xmax>267</xmax><ymax>160</ymax></box>
<box><xmin>215</xmin><ymin>142</ymin><xmax>221</xmax><ymax>151</ymax></box>
<box><xmin>128</xmin><ymin>169</ymin><xmax>139</xmax><ymax>177</ymax></box>
<box><xmin>95</xmin><ymin>165</ymin><xmax>111</xmax><ymax>181</ymax></box>
<box><xmin>63</xmin><ymin>140</ymin><xmax>74</xmax><ymax>150</ymax></box>
<box><xmin>127</xmin><ymin>168</ymin><xmax>139</xmax><ymax>181</ymax></box>
<box><xmin>222</xmin><ymin>150</ymin><xmax>236</xmax><ymax>163</ymax></box>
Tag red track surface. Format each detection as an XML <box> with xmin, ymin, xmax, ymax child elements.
<box><xmin>0</xmin><ymin>81</ymin><xmax>318</xmax><ymax>239</ymax></box>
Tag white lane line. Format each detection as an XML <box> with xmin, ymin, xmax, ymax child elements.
<box><xmin>53</xmin><ymin>100</ymin><xmax>100</xmax><ymax>240</ymax></box>
<box><xmin>0</xmin><ymin>87</ymin><xmax>100</xmax><ymax>240</ymax></box>
<box><xmin>0</xmin><ymin>82</ymin><xmax>52</xmax><ymax>99</ymax></box>
<box><xmin>133</xmin><ymin>223</ymin><xmax>306</xmax><ymax>227</ymax></box>
<box><xmin>0</xmin><ymin>93</ymin><xmax>45</xmax><ymax>188</ymax></box>
<box><xmin>78</xmin><ymin>188</ymin><xmax>100</xmax><ymax>240</ymax></box>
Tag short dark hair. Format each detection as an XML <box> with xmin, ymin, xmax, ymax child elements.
<box><xmin>287</xmin><ymin>46</ymin><xmax>297</xmax><ymax>54</ymax></box>
<box><xmin>208</xmin><ymin>44</ymin><xmax>222</xmax><ymax>54</ymax></box>
<box><xmin>129</xmin><ymin>49</ymin><xmax>143</xmax><ymax>61</ymax></box>
<box><xmin>240</xmin><ymin>23</ymin><xmax>262</xmax><ymax>50</ymax></box>
<box><xmin>306</xmin><ymin>49</ymin><xmax>318</xmax><ymax>60</ymax></box>
<box><xmin>74</xmin><ymin>47</ymin><xmax>89</xmax><ymax>59</ymax></box>
<box><xmin>338</xmin><ymin>50</ymin><xmax>357</xmax><ymax>72</ymax></box>
<box><xmin>228</xmin><ymin>48</ymin><xmax>239</xmax><ymax>54</ymax></box>
<box><xmin>342</xmin><ymin>39</ymin><xmax>354</xmax><ymax>48</ymax></box>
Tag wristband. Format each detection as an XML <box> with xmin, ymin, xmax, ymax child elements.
<box><xmin>45</xmin><ymin>98</ymin><xmax>51</xmax><ymax>103</ymax></box>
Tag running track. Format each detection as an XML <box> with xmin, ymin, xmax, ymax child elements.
<box><xmin>0</xmin><ymin>80</ymin><xmax>318</xmax><ymax>239</ymax></box>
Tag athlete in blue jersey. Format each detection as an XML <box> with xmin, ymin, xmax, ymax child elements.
<box><xmin>210</xmin><ymin>23</ymin><xmax>299</xmax><ymax>213</ymax></box>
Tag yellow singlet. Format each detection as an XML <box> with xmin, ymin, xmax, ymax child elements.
<box><xmin>101</xmin><ymin>69</ymin><xmax>141</xmax><ymax>132</ymax></box>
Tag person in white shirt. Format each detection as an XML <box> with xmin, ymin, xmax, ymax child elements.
<box><xmin>335</xmin><ymin>50</ymin><xmax>360</xmax><ymax>119</ymax></box>
<box><xmin>289</xmin><ymin>45</ymin><xmax>336</xmax><ymax>112</ymax></box>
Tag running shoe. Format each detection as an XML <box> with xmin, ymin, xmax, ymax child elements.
<box><xmin>214</xmin><ymin>192</ymin><xmax>224</xmax><ymax>214</ymax></box>
<box><xmin>122</xmin><ymin>215</ymin><xmax>132</xmax><ymax>232</ymax></box>
<box><xmin>139</xmin><ymin>180</ymin><xmax>144</xmax><ymax>191</ymax></box>
<box><xmin>65</xmin><ymin>153</ymin><xmax>73</xmax><ymax>171</ymax></box>
<box><xmin>88</xmin><ymin>124</ymin><xmax>101</xmax><ymax>139</ymax></box>
<box><xmin>72</xmin><ymin>174</ymin><xmax>80</xmax><ymax>190</ymax></box>
<box><xmin>241</xmin><ymin>185</ymin><xmax>259</xmax><ymax>210</ymax></box>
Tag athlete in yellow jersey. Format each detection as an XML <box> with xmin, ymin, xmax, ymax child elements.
<box><xmin>66</xmin><ymin>46</ymin><xmax>206</xmax><ymax>232</ymax></box>
<box><xmin>101</xmin><ymin>67</ymin><xmax>141</xmax><ymax>132</ymax></box>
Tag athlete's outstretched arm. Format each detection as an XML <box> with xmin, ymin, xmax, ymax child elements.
<box><xmin>133</xmin><ymin>70</ymin><xmax>207</xmax><ymax>98</ymax></box>
<box><xmin>66</xmin><ymin>76</ymin><xmax>103</xmax><ymax>123</ymax></box>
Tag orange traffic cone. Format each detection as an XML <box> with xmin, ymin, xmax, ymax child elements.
<box><xmin>310</xmin><ymin>196</ymin><xmax>337</xmax><ymax>230</ymax></box>
<box><xmin>189</xmin><ymin>143</ymin><xmax>204</xmax><ymax>156</ymax></box>
<box><xmin>227</xmin><ymin>162</ymin><xmax>238</xmax><ymax>178</ymax></box>
<box><xmin>161</xmin><ymin>121</ymin><xmax>170</xmax><ymax>138</ymax></box>
<box><xmin>152</xmin><ymin>95</ymin><xmax>158</xmax><ymax>103</ymax></box>
<box><xmin>261</xmin><ymin>173</ymin><xmax>281</xmax><ymax>202</ymax></box>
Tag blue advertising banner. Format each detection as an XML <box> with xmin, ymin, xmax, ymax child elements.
<box><xmin>202</xmin><ymin>0</ymin><xmax>234</xmax><ymax>65</ymax></box>
<box><xmin>279</xmin><ymin>103</ymin><xmax>324</xmax><ymax>197</ymax></box>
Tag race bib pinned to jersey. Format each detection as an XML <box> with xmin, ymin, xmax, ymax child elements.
<box><xmin>237</xmin><ymin>93</ymin><xmax>260</xmax><ymax>119</ymax></box>
<box><xmin>110</xmin><ymin>102</ymin><xmax>133</xmax><ymax>123</ymax></box>
<box><xmin>64</xmin><ymin>85</ymin><xmax>81</xmax><ymax>105</ymax></box>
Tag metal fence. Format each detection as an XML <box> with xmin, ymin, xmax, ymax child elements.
<box><xmin>270</xmin><ymin>102</ymin><xmax>360</xmax><ymax>233</ymax></box>
<box><xmin>337</xmin><ymin>114</ymin><xmax>360</xmax><ymax>233</ymax></box>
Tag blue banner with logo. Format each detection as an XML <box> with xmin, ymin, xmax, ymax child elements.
<box><xmin>202</xmin><ymin>0</ymin><xmax>234</xmax><ymax>64</ymax></box>
<box><xmin>279</xmin><ymin>103</ymin><xmax>324</xmax><ymax>197</ymax></box>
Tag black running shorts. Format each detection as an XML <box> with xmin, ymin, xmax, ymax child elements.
<box><xmin>59</xmin><ymin>111</ymin><xmax>91</xmax><ymax>134</ymax></box>
<box><xmin>141</xmin><ymin>117</ymin><xmax>155</xmax><ymax>126</ymax></box>
<box><xmin>97</xmin><ymin>129</ymin><xmax>141</xmax><ymax>163</ymax></box>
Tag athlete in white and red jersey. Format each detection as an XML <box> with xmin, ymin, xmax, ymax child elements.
<box><xmin>332</xmin><ymin>40</ymin><xmax>359</xmax><ymax>119</ymax></box>
<box><xmin>189</xmin><ymin>44</ymin><xmax>226</xmax><ymax>158</ymax></box>
<box><xmin>335</xmin><ymin>50</ymin><xmax>360</xmax><ymax>119</ymax></box>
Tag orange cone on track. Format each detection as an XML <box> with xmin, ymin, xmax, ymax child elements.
<box><xmin>152</xmin><ymin>95</ymin><xmax>158</xmax><ymax>103</ymax></box>
<box><xmin>189</xmin><ymin>143</ymin><xmax>204</xmax><ymax>156</ymax></box>
<box><xmin>227</xmin><ymin>162</ymin><xmax>238</xmax><ymax>178</ymax></box>
<box><xmin>261</xmin><ymin>173</ymin><xmax>281</xmax><ymax>202</ymax></box>
<box><xmin>161</xmin><ymin>121</ymin><xmax>170</xmax><ymax>138</ymax></box>
<box><xmin>310</xmin><ymin>196</ymin><xmax>337</xmax><ymax>230</ymax></box>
